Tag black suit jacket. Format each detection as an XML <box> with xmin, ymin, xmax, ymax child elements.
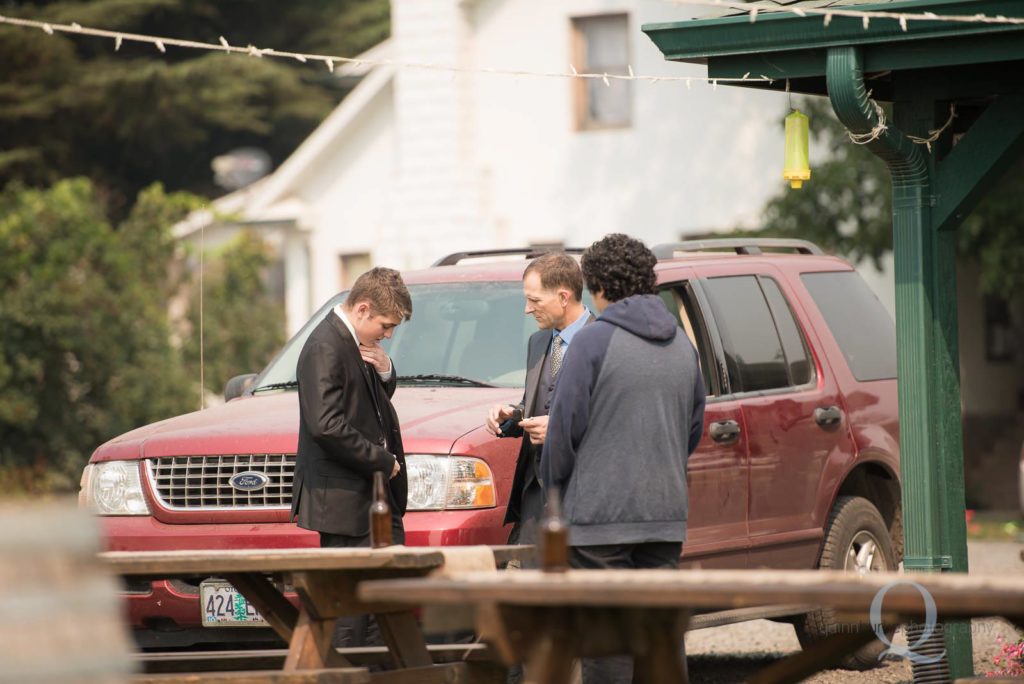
<box><xmin>291</xmin><ymin>313</ymin><xmax>407</xmax><ymax>536</ymax></box>
<box><xmin>503</xmin><ymin>315</ymin><xmax>594</xmax><ymax>526</ymax></box>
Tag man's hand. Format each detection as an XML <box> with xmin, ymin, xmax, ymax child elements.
<box><xmin>391</xmin><ymin>459</ymin><xmax>401</xmax><ymax>479</ymax></box>
<box><xmin>519</xmin><ymin>416</ymin><xmax>549</xmax><ymax>445</ymax></box>
<box><xmin>486</xmin><ymin>404</ymin><xmax>516</xmax><ymax>436</ymax></box>
<box><xmin>360</xmin><ymin>342</ymin><xmax>391</xmax><ymax>374</ymax></box>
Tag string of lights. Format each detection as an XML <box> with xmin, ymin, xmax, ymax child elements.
<box><xmin>3</xmin><ymin>3</ymin><xmax>1019</xmax><ymax>87</ymax></box>
<box><xmin>0</xmin><ymin>14</ymin><xmax>769</xmax><ymax>86</ymax></box>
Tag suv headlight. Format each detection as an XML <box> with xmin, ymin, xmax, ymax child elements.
<box><xmin>405</xmin><ymin>455</ymin><xmax>496</xmax><ymax>511</ymax></box>
<box><xmin>79</xmin><ymin>461</ymin><xmax>151</xmax><ymax>515</ymax></box>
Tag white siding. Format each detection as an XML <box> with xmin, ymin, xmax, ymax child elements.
<box><xmin>300</xmin><ymin>83</ymin><xmax>397</xmax><ymax>314</ymax></box>
<box><xmin>467</xmin><ymin>0</ymin><xmax>785</xmax><ymax>254</ymax></box>
<box><xmin>389</xmin><ymin>0</ymin><xmax>486</xmax><ymax>269</ymax></box>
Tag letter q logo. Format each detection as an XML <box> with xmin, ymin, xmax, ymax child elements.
<box><xmin>869</xmin><ymin>580</ymin><xmax>946</xmax><ymax>664</ymax></box>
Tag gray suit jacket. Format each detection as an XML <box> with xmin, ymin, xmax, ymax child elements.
<box><xmin>502</xmin><ymin>314</ymin><xmax>594</xmax><ymax>526</ymax></box>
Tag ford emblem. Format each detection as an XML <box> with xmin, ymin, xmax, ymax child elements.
<box><xmin>230</xmin><ymin>471</ymin><xmax>269</xmax><ymax>492</ymax></box>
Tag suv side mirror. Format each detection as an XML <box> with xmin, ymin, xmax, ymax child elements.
<box><xmin>224</xmin><ymin>373</ymin><xmax>258</xmax><ymax>402</ymax></box>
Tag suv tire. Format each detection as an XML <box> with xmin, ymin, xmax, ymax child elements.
<box><xmin>796</xmin><ymin>495</ymin><xmax>897</xmax><ymax>670</ymax></box>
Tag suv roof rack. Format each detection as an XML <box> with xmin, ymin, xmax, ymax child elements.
<box><xmin>432</xmin><ymin>247</ymin><xmax>585</xmax><ymax>267</ymax></box>
<box><xmin>651</xmin><ymin>238</ymin><xmax>824</xmax><ymax>259</ymax></box>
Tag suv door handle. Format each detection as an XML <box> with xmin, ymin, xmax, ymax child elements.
<box><xmin>814</xmin><ymin>406</ymin><xmax>843</xmax><ymax>429</ymax></box>
<box><xmin>709</xmin><ymin>420</ymin><xmax>741</xmax><ymax>444</ymax></box>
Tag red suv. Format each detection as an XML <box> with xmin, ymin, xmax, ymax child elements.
<box><xmin>80</xmin><ymin>239</ymin><xmax>901</xmax><ymax>665</ymax></box>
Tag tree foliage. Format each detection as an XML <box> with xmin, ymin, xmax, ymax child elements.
<box><xmin>957</xmin><ymin>157</ymin><xmax>1024</xmax><ymax>296</ymax></box>
<box><xmin>754</xmin><ymin>97</ymin><xmax>1024</xmax><ymax>297</ymax></box>
<box><xmin>0</xmin><ymin>179</ymin><xmax>198</xmax><ymax>491</ymax></box>
<box><xmin>183</xmin><ymin>231</ymin><xmax>286</xmax><ymax>399</ymax></box>
<box><xmin>0</xmin><ymin>0</ymin><xmax>389</xmax><ymax>215</ymax></box>
<box><xmin>0</xmin><ymin>180</ymin><xmax>287</xmax><ymax>492</ymax></box>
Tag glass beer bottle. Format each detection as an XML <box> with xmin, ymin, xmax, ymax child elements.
<box><xmin>539</xmin><ymin>486</ymin><xmax>569</xmax><ymax>572</ymax></box>
<box><xmin>370</xmin><ymin>471</ymin><xmax>392</xmax><ymax>548</ymax></box>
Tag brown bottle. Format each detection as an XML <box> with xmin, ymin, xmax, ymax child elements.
<box><xmin>539</xmin><ymin>486</ymin><xmax>569</xmax><ymax>572</ymax></box>
<box><xmin>370</xmin><ymin>471</ymin><xmax>392</xmax><ymax>548</ymax></box>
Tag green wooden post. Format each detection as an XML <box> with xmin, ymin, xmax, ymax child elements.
<box><xmin>892</xmin><ymin>169</ymin><xmax>974</xmax><ymax>679</ymax></box>
<box><xmin>890</xmin><ymin>97</ymin><xmax>972</xmax><ymax>676</ymax></box>
<box><xmin>827</xmin><ymin>47</ymin><xmax>974</xmax><ymax>678</ymax></box>
<box><xmin>828</xmin><ymin>54</ymin><xmax>1024</xmax><ymax>678</ymax></box>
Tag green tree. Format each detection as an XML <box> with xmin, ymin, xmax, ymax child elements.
<box><xmin>183</xmin><ymin>230</ymin><xmax>286</xmax><ymax>399</ymax></box>
<box><xmin>0</xmin><ymin>0</ymin><xmax>389</xmax><ymax>215</ymax></box>
<box><xmin>0</xmin><ymin>179</ymin><xmax>199</xmax><ymax>492</ymax></box>
<box><xmin>754</xmin><ymin>97</ymin><xmax>1024</xmax><ymax>297</ymax></box>
<box><xmin>958</xmin><ymin>158</ymin><xmax>1024</xmax><ymax>296</ymax></box>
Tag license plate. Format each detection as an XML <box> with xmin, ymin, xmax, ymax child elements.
<box><xmin>199</xmin><ymin>580</ymin><xmax>269</xmax><ymax>627</ymax></box>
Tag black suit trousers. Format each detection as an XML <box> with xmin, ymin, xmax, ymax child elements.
<box><xmin>320</xmin><ymin>516</ymin><xmax>405</xmax><ymax>650</ymax></box>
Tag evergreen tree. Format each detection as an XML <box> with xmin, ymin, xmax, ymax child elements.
<box><xmin>0</xmin><ymin>0</ymin><xmax>389</xmax><ymax>215</ymax></box>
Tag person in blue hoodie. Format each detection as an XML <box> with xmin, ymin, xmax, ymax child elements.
<box><xmin>540</xmin><ymin>233</ymin><xmax>706</xmax><ymax>682</ymax></box>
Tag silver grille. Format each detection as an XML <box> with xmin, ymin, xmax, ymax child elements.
<box><xmin>146</xmin><ymin>454</ymin><xmax>295</xmax><ymax>510</ymax></box>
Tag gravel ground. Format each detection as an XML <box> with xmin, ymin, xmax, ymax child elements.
<box><xmin>683</xmin><ymin>540</ymin><xmax>1024</xmax><ymax>683</ymax></box>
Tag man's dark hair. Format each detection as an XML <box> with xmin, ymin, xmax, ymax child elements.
<box><xmin>522</xmin><ymin>252</ymin><xmax>583</xmax><ymax>302</ymax></box>
<box><xmin>581</xmin><ymin>234</ymin><xmax>657</xmax><ymax>303</ymax></box>
<box><xmin>346</xmin><ymin>266</ymin><xmax>413</xmax><ymax>321</ymax></box>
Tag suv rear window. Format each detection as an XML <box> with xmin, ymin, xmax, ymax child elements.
<box><xmin>801</xmin><ymin>271</ymin><xmax>897</xmax><ymax>382</ymax></box>
<box><xmin>702</xmin><ymin>275</ymin><xmax>812</xmax><ymax>393</ymax></box>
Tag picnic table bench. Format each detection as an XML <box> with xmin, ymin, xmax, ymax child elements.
<box><xmin>358</xmin><ymin>568</ymin><xmax>1024</xmax><ymax>684</ymax></box>
<box><xmin>102</xmin><ymin>545</ymin><xmax>527</xmax><ymax>684</ymax></box>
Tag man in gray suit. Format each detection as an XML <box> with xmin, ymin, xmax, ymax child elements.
<box><xmin>485</xmin><ymin>252</ymin><xmax>592</xmax><ymax>546</ymax></box>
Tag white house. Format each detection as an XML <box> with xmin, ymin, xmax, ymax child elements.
<box><xmin>177</xmin><ymin>0</ymin><xmax>803</xmax><ymax>335</ymax></box>
<box><xmin>176</xmin><ymin>0</ymin><xmax>1022</xmax><ymax>508</ymax></box>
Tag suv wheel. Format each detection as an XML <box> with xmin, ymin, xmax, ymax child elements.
<box><xmin>796</xmin><ymin>495</ymin><xmax>897</xmax><ymax>670</ymax></box>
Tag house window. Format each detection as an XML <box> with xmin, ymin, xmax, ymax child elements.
<box><xmin>339</xmin><ymin>252</ymin><xmax>371</xmax><ymax>291</ymax></box>
<box><xmin>571</xmin><ymin>14</ymin><xmax>631</xmax><ymax>130</ymax></box>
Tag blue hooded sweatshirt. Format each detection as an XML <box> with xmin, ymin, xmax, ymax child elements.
<box><xmin>540</xmin><ymin>294</ymin><xmax>706</xmax><ymax>546</ymax></box>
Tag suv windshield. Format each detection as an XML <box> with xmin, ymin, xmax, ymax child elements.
<box><xmin>253</xmin><ymin>281</ymin><xmax>535</xmax><ymax>390</ymax></box>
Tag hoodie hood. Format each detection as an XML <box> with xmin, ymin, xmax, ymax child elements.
<box><xmin>598</xmin><ymin>294</ymin><xmax>678</xmax><ymax>342</ymax></box>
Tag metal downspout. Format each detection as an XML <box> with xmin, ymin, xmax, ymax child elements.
<box><xmin>825</xmin><ymin>48</ymin><xmax>929</xmax><ymax>187</ymax></box>
<box><xmin>825</xmin><ymin>46</ymin><xmax>967</xmax><ymax>683</ymax></box>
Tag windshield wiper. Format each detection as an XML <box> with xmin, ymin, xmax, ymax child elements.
<box><xmin>398</xmin><ymin>374</ymin><xmax>495</xmax><ymax>388</ymax></box>
<box><xmin>252</xmin><ymin>381</ymin><xmax>299</xmax><ymax>393</ymax></box>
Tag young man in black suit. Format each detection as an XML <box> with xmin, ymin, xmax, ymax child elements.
<box><xmin>291</xmin><ymin>266</ymin><xmax>412</xmax><ymax>646</ymax></box>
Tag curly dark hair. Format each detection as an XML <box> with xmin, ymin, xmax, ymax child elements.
<box><xmin>581</xmin><ymin>233</ymin><xmax>657</xmax><ymax>303</ymax></box>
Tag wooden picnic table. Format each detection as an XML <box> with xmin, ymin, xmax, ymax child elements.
<box><xmin>357</xmin><ymin>568</ymin><xmax>1024</xmax><ymax>684</ymax></box>
<box><xmin>101</xmin><ymin>545</ymin><xmax>527</xmax><ymax>684</ymax></box>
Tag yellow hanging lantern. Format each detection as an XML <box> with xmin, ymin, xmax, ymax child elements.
<box><xmin>783</xmin><ymin>109</ymin><xmax>811</xmax><ymax>189</ymax></box>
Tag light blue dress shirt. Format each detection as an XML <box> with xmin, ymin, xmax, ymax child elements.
<box><xmin>551</xmin><ymin>307</ymin><xmax>592</xmax><ymax>359</ymax></box>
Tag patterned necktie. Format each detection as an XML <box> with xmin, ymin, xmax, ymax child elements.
<box><xmin>550</xmin><ymin>334</ymin><xmax>564</xmax><ymax>377</ymax></box>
